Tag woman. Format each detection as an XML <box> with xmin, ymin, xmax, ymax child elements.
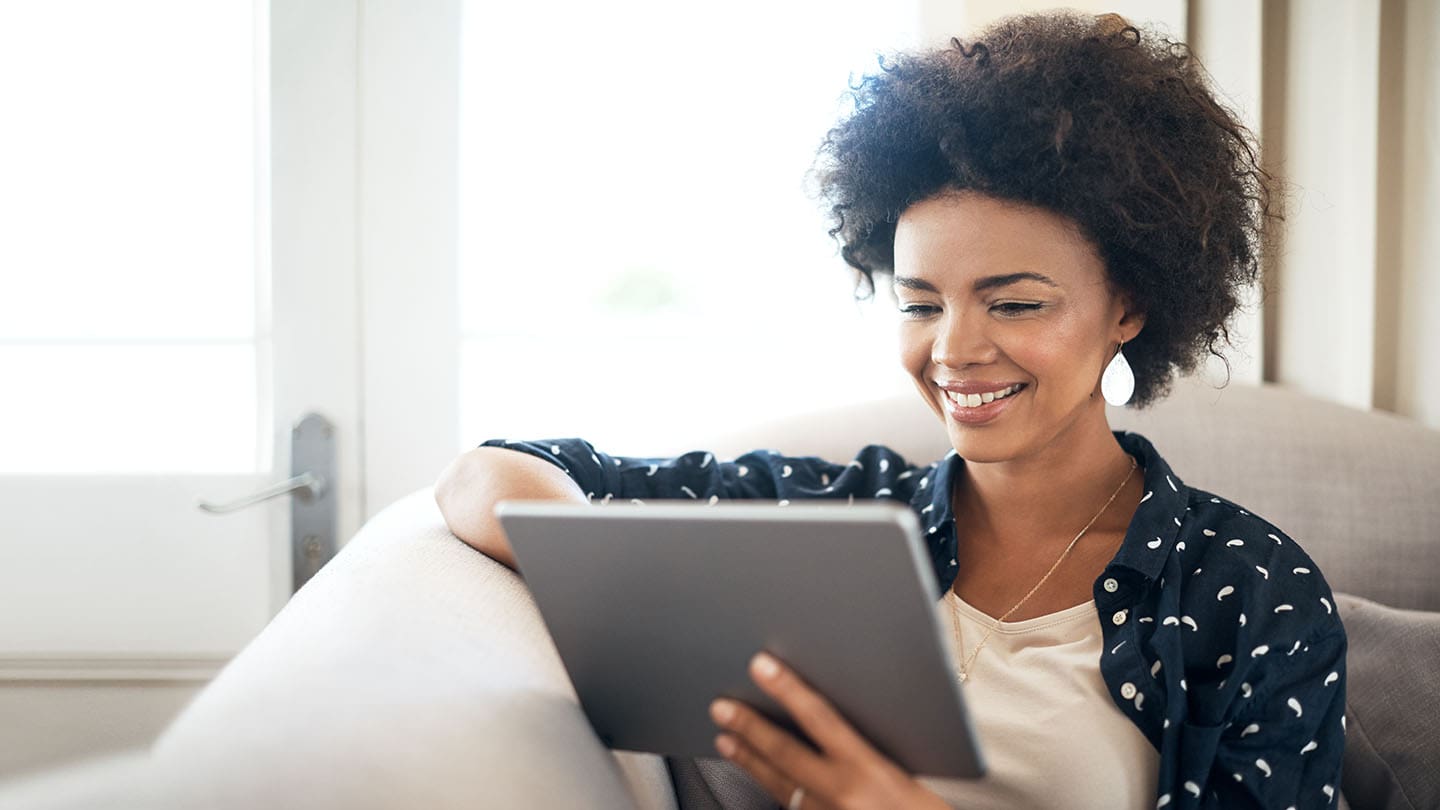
<box><xmin>437</xmin><ymin>11</ymin><xmax>1347</xmax><ymax>810</ymax></box>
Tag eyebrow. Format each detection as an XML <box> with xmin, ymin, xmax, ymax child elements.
<box><xmin>892</xmin><ymin>272</ymin><xmax>1061</xmax><ymax>294</ymax></box>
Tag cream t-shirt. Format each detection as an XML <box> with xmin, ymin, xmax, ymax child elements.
<box><xmin>918</xmin><ymin>592</ymin><xmax>1161</xmax><ymax>810</ymax></box>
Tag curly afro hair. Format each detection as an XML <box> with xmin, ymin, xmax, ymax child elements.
<box><xmin>811</xmin><ymin>11</ymin><xmax>1279</xmax><ymax>409</ymax></box>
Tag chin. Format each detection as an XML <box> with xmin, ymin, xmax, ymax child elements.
<box><xmin>946</xmin><ymin>428</ymin><xmax>1023</xmax><ymax>465</ymax></box>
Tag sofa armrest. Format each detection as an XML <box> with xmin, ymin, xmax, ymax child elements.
<box><xmin>142</xmin><ymin>488</ymin><xmax>674</xmax><ymax>810</ymax></box>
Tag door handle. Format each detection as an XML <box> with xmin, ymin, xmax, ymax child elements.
<box><xmin>196</xmin><ymin>472</ymin><xmax>326</xmax><ymax>513</ymax></box>
<box><xmin>196</xmin><ymin>412</ymin><xmax>338</xmax><ymax>593</ymax></box>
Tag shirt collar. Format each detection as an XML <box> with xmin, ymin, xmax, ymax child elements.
<box><xmin>921</xmin><ymin>430</ymin><xmax>1188</xmax><ymax>585</ymax></box>
<box><xmin>1107</xmin><ymin>430</ymin><xmax>1189</xmax><ymax>583</ymax></box>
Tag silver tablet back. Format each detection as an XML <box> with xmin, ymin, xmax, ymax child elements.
<box><xmin>494</xmin><ymin>500</ymin><xmax>984</xmax><ymax>780</ymax></box>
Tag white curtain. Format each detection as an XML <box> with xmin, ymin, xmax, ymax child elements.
<box><xmin>1250</xmin><ymin>0</ymin><xmax>1440</xmax><ymax>430</ymax></box>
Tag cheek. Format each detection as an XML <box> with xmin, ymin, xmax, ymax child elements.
<box><xmin>1014</xmin><ymin>313</ymin><xmax>1101</xmax><ymax>387</ymax></box>
<box><xmin>1010</xmin><ymin>333</ymin><xmax>1062</xmax><ymax>374</ymax></box>
<box><xmin>898</xmin><ymin>326</ymin><xmax>930</xmax><ymax>376</ymax></box>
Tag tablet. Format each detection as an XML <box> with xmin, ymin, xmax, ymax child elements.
<box><xmin>494</xmin><ymin>500</ymin><xmax>985</xmax><ymax>780</ymax></box>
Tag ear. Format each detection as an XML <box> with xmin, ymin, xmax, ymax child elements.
<box><xmin>1120</xmin><ymin>308</ymin><xmax>1146</xmax><ymax>344</ymax></box>
<box><xmin>1113</xmin><ymin>289</ymin><xmax>1146</xmax><ymax>343</ymax></box>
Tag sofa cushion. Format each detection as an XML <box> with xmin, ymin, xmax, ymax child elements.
<box><xmin>1336</xmin><ymin>592</ymin><xmax>1440</xmax><ymax>810</ymax></box>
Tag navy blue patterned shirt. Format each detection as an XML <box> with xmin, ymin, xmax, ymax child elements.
<box><xmin>479</xmin><ymin>430</ymin><xmax>1348</xmax><ymax>809</ymax></box>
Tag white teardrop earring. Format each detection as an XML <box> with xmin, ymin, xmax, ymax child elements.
<box><xmin>1101</xmin><ymin>339</ymin><xmax>1135</xmax><ymax>406</ymax></box>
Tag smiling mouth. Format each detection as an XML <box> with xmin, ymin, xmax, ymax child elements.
<box><xmin>944</xmin><ymin>383</ymin><xmax>1027</xmax><ymax>409</ymax></box>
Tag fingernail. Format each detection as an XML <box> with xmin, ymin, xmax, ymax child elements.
<box><xmin>710</xmin><ymin>700</ymin><xmax>736</xmax><ymax>723</ymax></box>
<box><xmin>715</xmin><ymin>734</ymin><xmax>737</xmax><ymax>757</ymax></box>
<box><xmin>752</xmin><ymin>652</ymin><xmax>780</xmax><ymax>679</ymax></box>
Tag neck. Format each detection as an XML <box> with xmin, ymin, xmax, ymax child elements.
<box><xmin>951</xmin><ymin>408</ymin><xmax>1139</xmax><ymax>556</ymax></box>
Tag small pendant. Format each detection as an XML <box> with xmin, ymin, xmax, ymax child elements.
<box><xmin>958</xmin><ymin>671</ymin><xmax>968</xmax><ymax>683</ymax></box>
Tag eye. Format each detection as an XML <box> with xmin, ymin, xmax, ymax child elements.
<box><xmin>898</xmin><ymin>304</ymin><xmax>938</xmax><ymax>317</ymax></box>
<box><xmin>993</xmin><ymin>302</ymin><xmax>1043</xmax><ymax>315</ymax></box>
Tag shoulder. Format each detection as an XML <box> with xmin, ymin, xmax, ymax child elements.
<box><xmin>1172</xmin><ymin>487</ymin><xmax>1346</xmax><ymax>660</ymax></box>
<box><xmin>1180</xmin><ymin>490</ymin><xmax>1339</xmax><ymax>612</ymax></box>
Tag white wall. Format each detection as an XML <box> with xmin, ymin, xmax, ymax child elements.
<box><xmin>0</xmin><ymin>680</ymin><xmax>204</xmax><ymax>780</ymax></box>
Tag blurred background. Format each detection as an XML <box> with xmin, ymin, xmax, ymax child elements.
<box><xmin>0</xmin><ymin>0</ymin><xmax>1435</xmax><ymax>781</ymax></box>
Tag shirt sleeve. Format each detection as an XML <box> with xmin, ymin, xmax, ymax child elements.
<box><xmin>476</xmin><ymin>437</ymin><xmax>922</xmax><ymax>505</ymax></box>
<box><xmin>1196</xmin><ymin>624</ymin><xmax>1348</xmax><ymax>809</ymax></box>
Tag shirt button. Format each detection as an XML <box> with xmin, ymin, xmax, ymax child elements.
<box><xmin>1120</xmin><ymin>682</ymin><xmax>1138</xmax><ymax>700</ymax></box>
<box><xmin>1111</xmin><ymin>609</ymin><xmax>1128</xmax><ymax>626</ymax></box>
<box><xmin>1103</xmin><ymin>577</ymin><xmax>1119</xmax><ymax>593</ymax></box>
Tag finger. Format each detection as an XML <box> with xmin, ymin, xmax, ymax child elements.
<box><xmin>748</xmin><ymin>651</ymin><xmax>878</xmax><ymax>763</ymax></box>
<box><xmin>711</xmin><ymin>698</ymin><xmax>835</xmax><ymax>805</ymax></box>
<box><xmin>714</xmin><ymin>732</ymin><xmax>827</xmax><ymax>810</ymax></box>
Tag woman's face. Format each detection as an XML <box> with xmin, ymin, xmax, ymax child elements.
<box><xmin>892</xmin><ymin>191</ymin><xmax>1145</xmax><ymax>464</ymax></box>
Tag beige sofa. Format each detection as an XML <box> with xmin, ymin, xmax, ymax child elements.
<box><xmin>0</xmin><ymin>377</ymin><xmax>1435</xmax><ymax>810</ymax></box>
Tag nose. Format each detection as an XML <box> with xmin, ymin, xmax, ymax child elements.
<box><xmin>930</xmin><ymin>308</ymin><xmax>995</xmax><ymax>369</ymax></box>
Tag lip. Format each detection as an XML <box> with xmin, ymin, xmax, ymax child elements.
<box><xmin>934</xmin><ymin>380</ymin><xmax>1029</xmax><ymax>395</ymax></box>
<box><xmin>941</xmin><ymin>383</ymin><xmax>1026</xmax><ymax>425</ymax></box>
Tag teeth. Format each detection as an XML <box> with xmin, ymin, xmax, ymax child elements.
<box><xmin>947</xmin><ymin>384</ymin><xmax>1022</xmax><ymax>407</ymax></box>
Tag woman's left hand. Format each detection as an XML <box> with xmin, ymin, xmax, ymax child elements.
<box><xmin>708</xmin><ymin>651</ymin><xmax>951</xmax><ymax>810</ymax></box>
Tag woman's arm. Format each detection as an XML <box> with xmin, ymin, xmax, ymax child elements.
<box><xmin>1199</xmin><ymin>625</ymin><xmax>1348</xmax><ymax>808</ymax></box>
<box><xmin>436</xmin><ymin>437</ymin><xmax>920</xmax><ymax>572</ymax></box>
<box><xmin>433</xmin><ymin>446</ymin><xmax>587</xmax><ymax>572</ymax></box>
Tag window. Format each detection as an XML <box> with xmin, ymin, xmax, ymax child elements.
<box><xmin>0</xmin><ymin>1</ymin><xmax>265</xmax><ymax>474</ymax></box>
<box><xmin>458</xmin><ymin>0</ymin><xmax>918</xmax><ymax>454</ymax></box>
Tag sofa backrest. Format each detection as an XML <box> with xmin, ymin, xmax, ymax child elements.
<box><xmin>702</xmin><ymin>376</ymin><xmax>1440</xmax><ymax>612</ymax></box>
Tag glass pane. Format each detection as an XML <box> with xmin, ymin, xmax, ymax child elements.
<box><xmin>0</xmin><ymin>344</ymin><xmax>258</xmax><ymax>474</ymax></box>
<box><xmin>0</xmin><ymin>2</ymin><xmax>263</xmax><ymax>473</ymax></box>
<box><xmin>0</xmin><ymin>1</ymin><xmax>257</xmax><ymax>341</ymax></box>
<box><xmin>458</xmin><ymin>0</ymin><xmax>919</xmax><ymax>451</ymax></box>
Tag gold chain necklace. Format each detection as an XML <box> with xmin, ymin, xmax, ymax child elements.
<box><xmin>948</xmin><ymin>455</ymin><xmax>1136</xmax><ymax>683</ymax></box>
